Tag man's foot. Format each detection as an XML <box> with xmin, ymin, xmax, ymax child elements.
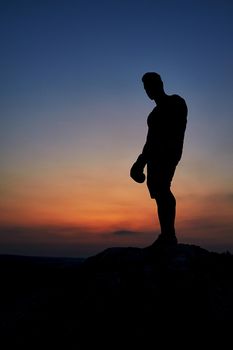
<box><xmin>149</xmin><ymin>233</ymin><xmax>178</xmax><ymax>248</ymax></box>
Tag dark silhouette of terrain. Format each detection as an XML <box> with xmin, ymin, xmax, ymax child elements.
<box><xmin>1</xmin><ymin>244</ymin><xmax>233</xmax><ymax>346</ymax></box>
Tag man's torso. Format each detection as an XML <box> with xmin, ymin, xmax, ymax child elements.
<box><xmin>146</xmin><ymin>94</ymin><xmax>187</xmax><ymax>164</ymax></box>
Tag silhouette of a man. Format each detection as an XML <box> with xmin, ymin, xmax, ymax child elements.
<box><xmin>130</xmin><ymin>72</ymin><xmax>187</xmax><ymax>246</ymax></box>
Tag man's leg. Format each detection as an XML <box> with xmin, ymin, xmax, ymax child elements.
<box><xmin>147</xmin><ymin>162</ymin><xmax>177</xmax><ymax>245</ymax></box>
<box><xmin>154</xmin><ymin>189</ymin><xmax>176</xmax><ymax>237</ymax></box>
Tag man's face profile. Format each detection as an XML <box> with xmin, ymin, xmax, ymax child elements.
<box><xmin>143</xmin><ymin>82</ymin><xmax>158</xmax><ymax>100</ymax></box>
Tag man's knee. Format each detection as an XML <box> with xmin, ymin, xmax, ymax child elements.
<box><xmin>153</xmin><ymin>188</ymin><xmax>176</xmax><ymax>205</ymax></box>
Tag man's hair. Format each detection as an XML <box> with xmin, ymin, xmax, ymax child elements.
<box><xmin>142</xmin><ymin>72</ymin><xmax>163</xmax><ymax>88</ymax></box>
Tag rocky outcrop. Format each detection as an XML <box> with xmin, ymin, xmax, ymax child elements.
<box><xmin>1</xmin><ymin>243</ymin><xmax>233</xmax><ymax>346</ymax></box>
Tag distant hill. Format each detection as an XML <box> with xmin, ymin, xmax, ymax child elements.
<box><xmin>1</xmin><ymin>243</ymin><xmax>233</xmax><ymax>346</ymax></box>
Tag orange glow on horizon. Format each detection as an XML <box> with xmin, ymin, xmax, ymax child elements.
<box><xmin>1</xmin><ymin>159</ymin><xmax>233</xmax><ymax>255</ymax></box>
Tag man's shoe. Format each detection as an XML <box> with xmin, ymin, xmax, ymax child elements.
<box><xmin>150</xmin><ymin>233</ymin><xmax>178</xmax><ymax>248</ymax></box>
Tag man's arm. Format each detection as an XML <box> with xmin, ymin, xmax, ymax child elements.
<box><xmin>130</xmin><ymin>133</ymin><xmax>149</xmax><ymax>183</ymax></box>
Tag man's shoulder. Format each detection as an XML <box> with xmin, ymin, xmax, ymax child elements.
<box><xmin>170</xmin><ymin>94</ymin><xmax>186</xmax><ymax>104</ymax></box>
<box><xmin>169</xmin><ymin>94</ymin><xmax>188</xmax><ymax>113</ymax></box>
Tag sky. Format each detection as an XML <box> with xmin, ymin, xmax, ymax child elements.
<box><xmin>1</xmin><ymin>0</ymin><xmax>233</xmax><ymax>257</ymax></box>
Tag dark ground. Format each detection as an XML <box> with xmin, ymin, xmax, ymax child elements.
<box><xmin>1</xmin><ymin>243</ymin><xmax>233</xmax><ymax>347</ymax></box>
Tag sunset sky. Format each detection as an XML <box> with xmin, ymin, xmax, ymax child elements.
<box><xmin>1</xmin><ymin>0</ymin><xmax>233</xmax><ymax>257</ymax></box>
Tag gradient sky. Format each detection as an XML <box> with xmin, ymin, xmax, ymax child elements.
<box><xmin>1</xmin><ymin>0</ymin><xmax>233</xmax><ymax>257</ymax></box>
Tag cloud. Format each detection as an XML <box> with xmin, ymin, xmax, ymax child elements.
<box><xmin>223</xmin><ymin>193</ymin><xmax>233</xmax><ymax>203</ymax></box>
<box><xmin>180</xmin><ymin>216</ymin><xmax>233</xmax><ymax>239</ymax></box>
<box><xmin>0</xmin><ymin>225</ymin><xmax>154</xmax><ymax>257</ymax></box>
<box><xmin>200</xmin><ymin>192</ymin><xmax>233</xmax><ymax>204</ymax></box>
<box><xmin>0</xmin><ymin>225</ymin><xmax>92</xmax><ymax>244</ymax></box>
<box><xmin>0</xmin><ymin>224</ymin><xmax>112</xmax><ymax>257</ymax></box>
<box><xmin>112</xmin><ymin>230</ymin><xmax>139</xmax><ymax>236</ymax></box>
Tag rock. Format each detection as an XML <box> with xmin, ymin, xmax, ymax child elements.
<box><xmin>1</xmin><ymin>243</ymin><xmax>233</xmax><ymax>346</ymax></box>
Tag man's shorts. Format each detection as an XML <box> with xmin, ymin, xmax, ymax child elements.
<box><xmin>146</xmin><ymin>161</ymin><xmax>177</xmax><ymax>198</ymax></box>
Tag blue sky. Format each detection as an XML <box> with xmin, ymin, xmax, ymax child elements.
<box><xmin>1</xmin><ymin>0</ymin><xmax>233</xmax><ymax>256</ymax></box>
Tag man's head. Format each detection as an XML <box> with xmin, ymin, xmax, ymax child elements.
<box><xmin>142</xmin><ymin>72</ymin><xmax>164</xmax><ymax>100</ymax></box>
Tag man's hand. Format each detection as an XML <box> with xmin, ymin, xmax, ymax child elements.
<box><xmin>130</xmin><ymin>161</ymin><xmax>146</xmax><ymax>183</ymax></box>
